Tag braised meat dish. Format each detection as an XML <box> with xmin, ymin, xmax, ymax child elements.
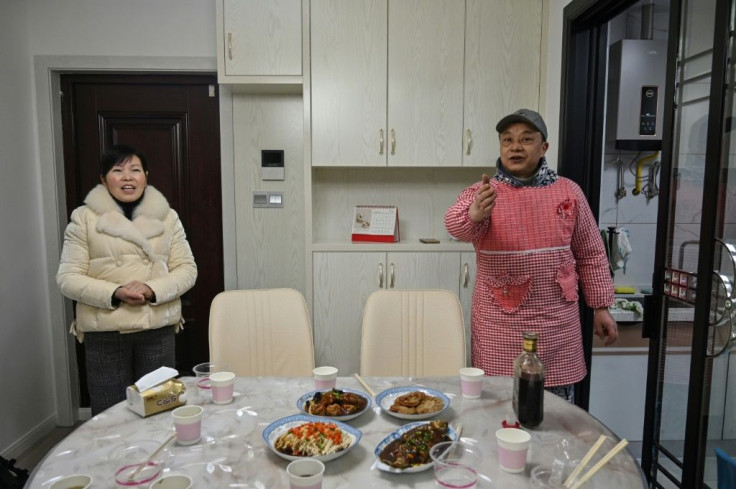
<box><xmin>389</xmin><ymin>390</ymin><xmax>444</xmax><ymax>415</ymax></box>
<box><xmin>305</xmin><ymin>388</ymin><xmax>368</xmax><ymax>417</ymax></box>
<box><xmin>378</xmin><ymin>420</ymin><xmax>450</xmax><ymax>469</ymax></box>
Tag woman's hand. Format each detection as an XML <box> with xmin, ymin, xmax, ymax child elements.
<box><xmin>114</xmin><ymin>281</ymin><xmax>155</xmax><ymax>305</ymax></box>
<box><xmin>593</xmin><ymin>308</ymin><xmax>618</xmax><ymax>345</ymax></box>
<box><xmin>469</xmin><ymin>174</ymin><xmax>496</xmax><ymax>222</ymax></box>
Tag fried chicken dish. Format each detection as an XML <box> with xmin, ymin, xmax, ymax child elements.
<box><xmin>305</xmin><ymin>388</ymin><xmax>369</xmax><ymax>417</ymax></box>
<box><xmin>378</xmin><ymin>420</ymin><xmax>450</xmax><ymax>469</ymax></box>
<box><xmin>389</xmin><ymin>390</ymin><xmax>444</xmax><ymax>415</ymax></box>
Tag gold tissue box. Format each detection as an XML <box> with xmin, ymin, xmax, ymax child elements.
<box><xmin>126</xmin><ymin>378</ymin><xmax>187</xmax><ymax>417</ymax></box>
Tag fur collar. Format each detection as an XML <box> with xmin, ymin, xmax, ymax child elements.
<box><xmin>84</xmin><ymin>184</ymin><xmax>171</xmax><ymax>258</ymax></box>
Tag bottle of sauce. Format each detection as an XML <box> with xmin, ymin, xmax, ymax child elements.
<box><xmin>512</xmin><ymin>332</ymin><xmax>545</xmax><ymax>428</ymax></box>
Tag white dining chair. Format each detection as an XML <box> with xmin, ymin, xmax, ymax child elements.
<box><xmin>208</xmin><ymin>288</ymin><xmax>315</xmax><ymax>376</ymax></box>
<box><xmin>359</xmin><ymin>289</ymin><xmax>466</xmax><ymax>376</ymax></box>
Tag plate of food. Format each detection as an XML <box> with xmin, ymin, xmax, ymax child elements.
<box><xmin>375</xmin><ymin>386</ymin><xmax>449</xmax><ymax>420</ymax></box>
<box><xmin>374</xmin><ymin>420</ymin><xmax>458</xmax><ymax>473</ymax></box>
<box><xmin>262</xmin><ymin>414</ymin><xmax>361</xmax><ymax>462</ymax></box>
<box><xmin>297</xmin><ymin>388</ymin><xmax>371</xmax><ymax>421</ymax></box>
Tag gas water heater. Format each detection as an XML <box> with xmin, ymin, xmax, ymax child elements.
<box><xmin>607</xmin><ymin>39</ymin><xmax>667</xmax><ymax>150</ymax></box>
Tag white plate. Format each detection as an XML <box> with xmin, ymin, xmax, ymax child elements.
<box><xmin>296</xmin><ymin>388</ymin><xmax>372</xmax><ymax>421</ymax></box>
<box><xmin>373</xmin><ymin>421</ymin><xmax>459</xmax><ymax>473</ymax></box>
<box><xmin>375</xmin><ymin>386</ymin><xmax>450</xmax><ymax>420</ymax></box>
<box><xmin>262</xmin><ymin>414</ymin><xmax>361</xmax><ymax>462</ymax></box>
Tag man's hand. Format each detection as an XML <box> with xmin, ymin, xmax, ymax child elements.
<box><xmin>594</xmin><ymin>308</ymin><xmax>618</xmax><ymax>345</ymax></box>
<box><xmin>469</xmin><ymin>173</ymin><xmax>496</xmax><ymax>222</ymax></box>
<box><xmin>114</xmin><ymin>281</ymin><xmax>155</xmax><ymax>306</ymax></box>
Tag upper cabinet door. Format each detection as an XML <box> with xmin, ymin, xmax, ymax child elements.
<box><xmin>311</xmin><ymin>0</ymin><xmax>388</xmax><ymax>166</ymax></box>
<box><xmin>220</xmin><ymin>0</ymin><xmax>302</xmax><ymax>78</ymax></box>
<box><xmin>463</xmin><ymin>0</ymin><xmax>543</xmax><ymax>166</ymax></box>
<box><xmin>388</xmin><ymin>0</ymin><xmax>465</xmax><ymax>166</ymax></box>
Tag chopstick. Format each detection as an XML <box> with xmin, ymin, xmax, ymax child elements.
<box><xmin>127</xmin><ymin>433</ymin><xmax>176</xmax><ymax>480</ymax></box>
<box><xmin>566</xmin><ymin>438</ymin><xmax>629</xmax><ymax>489</ymax></box>
<box><xmin>563</xmin><ymin>434</ymin><xmax>607</xmax><ymax>487</ymax></box>
<box><xmin>353</xmin><ymin>373</ymin><xmax>377</xmax><ymax>399</ymax></box>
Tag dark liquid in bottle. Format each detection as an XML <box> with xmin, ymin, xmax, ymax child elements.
<box><xmin>516</xmin><ymin>376</ymin><xmax>544</xmax><ymax>427</ymax></box>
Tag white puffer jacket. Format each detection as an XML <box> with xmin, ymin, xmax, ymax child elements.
<box><xmin>57</xmin><ymin>184</ymin><xmax>197</xmax><ymax>341</ymax></box>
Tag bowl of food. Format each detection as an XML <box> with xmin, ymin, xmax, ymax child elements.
<box><xmin>375</xmin><ymin>386</ymin><xmax>449</xmax><ymax>420</ymax></box>
<box><xmin>262</xmin><ymin>414</ymin><xmax>361</xmax><ymax>462</ymax></box>
<box><xmin>373</xmin><ymin>420</ymin><xmax>458</xmax><ymax>473</ymax></box>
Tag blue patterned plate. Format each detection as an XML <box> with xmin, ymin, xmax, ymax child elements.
<box><xmin>375</xmin><ymin>386</ymin><xmax>450</xmax><ymax>420</ymax></box>
<box><xmin>262</xmin><ymin>414</ymin><xmax>361</xmax><ymax>462</ymax></box>
<box><xmin>296</xmin><ymin>388</ymin><xmax>372</xmax><ymax>421</ymax></box>
<box><xmin>373</xmin><ymin>421</ymin><xmax>459</xmax><ymax>473</ymax></box>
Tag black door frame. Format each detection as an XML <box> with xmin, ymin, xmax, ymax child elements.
<box><xmin>558</xmin><ymin>0</ymin><xmax>643</xmax><ymax>411</ymax></box>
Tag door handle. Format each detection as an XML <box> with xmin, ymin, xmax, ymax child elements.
<box><xmin>227</xmin><ymin>33</ymin><xmax>233</xmax><ymax>60</ymax></box>
<box><xmin>378</xmin><ymin>263</ymin><xmax>384</xmax><ymax>288</ymax></box>
<box><xmin>462</xmin><ymin>263</ymin><xmax>469</xmax><ymax>288</ymax></box>
<box><xmin>389</xmin><ymin>262</ymin><xmax>395</xmax><ymax>288</ymax></box>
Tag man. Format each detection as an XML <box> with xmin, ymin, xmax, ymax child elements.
<box><xmin>444</xmin><ymin>109</ymin><xmax>617</xmax><ymax>403</ymax></box>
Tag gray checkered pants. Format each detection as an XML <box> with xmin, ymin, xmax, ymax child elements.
<box><xmin>545</xmin><ymin>384</ymin><xmax>575</xmax><ymax>404</ymax></box>
<box><xmin>84</xmin><ymin>326</ymin><xmax>176</xmax><ymax>416</ymax></box>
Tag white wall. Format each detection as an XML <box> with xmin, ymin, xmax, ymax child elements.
<box><xmin>0</xmin><ymin>0</ymin><xmax>57</xmax><ymax>459</ymax></box>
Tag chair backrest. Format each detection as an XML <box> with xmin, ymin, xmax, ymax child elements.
<box><xmin>716</xmin><ymin>447</ymin><xmax>736</xmax><ymax>489</ymax></box>
<box><xmin>360</xmin><ymin>289</ymin><xmax>466</xmax><ymax>376</ymax></box>
<box><xmin>208</xmin><ymin>288</ymin><xmax>315</xmax><ymax>376</ymax></box>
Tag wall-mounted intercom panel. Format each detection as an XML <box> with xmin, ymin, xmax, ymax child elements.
<box><xmin>261</xmin><ymin>150</ymin><xmax>284</xmax><ymax>181</ymax></box>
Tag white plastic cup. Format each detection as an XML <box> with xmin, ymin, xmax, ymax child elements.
<box><xmin>496</xmin><ymin>427</ymin><xmax>531</xmax><ymax>473</ymax></box>
<box><xmin>459</xmin><ymin>367</ymin><xmax>485</xmax><ymax>399</ymax></box>
<box><xmin>286</xmin><ymin>458</ymin><xmax>325</xmax><ymax>489</ymax></box>
<box><xmin>312</xmin><ymin>366</ymin><xmax>338</xmax><ymax>390</ymax></box>
<box><xmin>149</xmin><ymin>474</ymin><xmax>193</xmax><ymax>489</ymax></box>
<box><xmin>210</xmin><ymin>371</ymin><xmax>236</xmax><ymax>404</ymax></box>
<box><xmin>50</xmin><ymin>474</ymin><xmax>93</xmax><ymax>489</ymax></box>
<box><xmin>172</xmin><ymin>405</ymin><xmax>204</xmax><ymax>445</ymax></box>
<box><xmin>430</xmin><ymin>441</ymin><xmax>482</xmax><ymax>489</ymax></box>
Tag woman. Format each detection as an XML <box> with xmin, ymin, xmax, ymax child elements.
<box><xmin>57</xmin><ymin>145</ymin><xmax>197</xmax><ymax>415</ymax></box>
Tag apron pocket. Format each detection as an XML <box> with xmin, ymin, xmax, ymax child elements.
<box><xmin>488</xmin><ymin>274</ymin><xmax>532</xmax><ymax>313</ymax></box>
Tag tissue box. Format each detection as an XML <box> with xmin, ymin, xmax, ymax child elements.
<box><xmin>126</xmin><ymin>379</ymin><xmax>187</xmax><ymax>417</ymax></box>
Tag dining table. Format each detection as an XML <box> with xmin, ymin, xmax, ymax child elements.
<box><xmin>26</xmin><ymin>375</ymin><xmax>647</xmax><ymax>488</ymax></box>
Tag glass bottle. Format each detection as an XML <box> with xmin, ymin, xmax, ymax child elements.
<box><xmin>512</xmin><ymin>332</ymin><xmax>546</xmax><ymax>428</ymax></box>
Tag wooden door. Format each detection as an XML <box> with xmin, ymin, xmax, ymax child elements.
<box><xmin>310</xmin><ymin>0</ymin><xmax>388</xmax><ymax>166</ymax></box>
<box><xmin>60</xmin><ymin>73</ymin><xmax>223</xmax><ymax>405</ymax></box>
<box><xmin>387</xmin><ymin>0</ymin><xmax>464</xmax><ymax>166</ymax></box>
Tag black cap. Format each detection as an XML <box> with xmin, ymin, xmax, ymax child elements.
<box><xmin>496</xmin><ymin>109</ymin><xmax>548</xmax><ymax>141</ymax></box>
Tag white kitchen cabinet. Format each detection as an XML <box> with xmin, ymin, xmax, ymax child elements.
<box><xmin>312</xmin><ymin>251</ymin><xmax>464</xmax><ymax>374</ymax></box>
<box><xmin>459</xmin><ymin>251</ymin><xmax>477</xmax><ymax>366</ymax></box>
<box><xmin>310</xmin><ymin>0</ymin><xmax>464</xmax><ymax>167</ymax></box>
<box><xmin>216</xmin><ymin>0</ymin><xmax>302</xmax><ymax>85</ymax></box>
<box><xmin>463</xmin><ymin>0</ymin><xmax>544</xmax><ymax>166</ymax></box>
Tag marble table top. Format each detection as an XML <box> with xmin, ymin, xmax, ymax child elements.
<box><xmin>27</xmin><ymin>376</ymin><xmax>646</xmax><ymax>488</ymax></box>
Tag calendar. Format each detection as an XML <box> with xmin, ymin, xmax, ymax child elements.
<box><xmin>351</xmin><ymin>205</ymin><xmax>400</xmax><ymax>243</ymax></box>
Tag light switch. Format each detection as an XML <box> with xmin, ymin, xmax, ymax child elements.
<box><xmin>268</xmin><ymin>192</ymin><xmax>283</xmax><ymax>207</ymax></box>
<box><xmin>253</xmin><ymin>192</ymin><xmax>268</xmax><ymax>208</ymax></box>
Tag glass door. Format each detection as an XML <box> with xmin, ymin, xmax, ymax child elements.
<box><xmin>642</xmin><ymin>0</ymin><xmax>736</xmax><ymax>486</ymax></box>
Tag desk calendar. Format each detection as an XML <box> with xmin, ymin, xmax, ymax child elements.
<box><xmin>351</xmin><ymin>205</ymin><xmax>400</xmax><ymax>243</ymax></box>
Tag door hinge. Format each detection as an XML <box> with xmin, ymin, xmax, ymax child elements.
<box><xmin>208</xmin><ymin>85</ymin><xmax>216</xmax><ymax>98</ymax></box>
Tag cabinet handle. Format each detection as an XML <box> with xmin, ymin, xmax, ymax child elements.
<box><xmin>462</xmin><ymin>263</ymin><xmax>469</xmax><ymax>288</ymax></box>
<box><xmin>379</xmin><ymin>129</ymin><xmax>384</xmax><ymax>155</ymax></box>
<box><xmin>389</xmin><ymin>262</ymin><xmax>395</xmax><ymax>288</ymax></box>
<box><xmin>390</xmin><ymin>128</ymin><xmax>396</xmax><ymax>155</ymax></box>
<box><xmin>465</xmin><ymin>129</ymin><xmax>472</xmax><ymax>155</ymax></box>
<box><xmin>378</xmin><ymin>263</ymin><xmax>384</xmax><ymax>288</ymax></box>
<box><xmin>227</xmin><ymin>33</ymin><xmax>233</xmax><ymax>60</ymax></box>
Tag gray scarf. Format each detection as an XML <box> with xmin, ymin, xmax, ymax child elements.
<box><xmin>493</xmin><ymin>157</ymin><xmax>558</xmax><ymax>187</ymax></box>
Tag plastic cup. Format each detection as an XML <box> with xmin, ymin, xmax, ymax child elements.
<box><xmin>192</xmin><ymin>361</ymin><xmax>230</xmax><ymax>389</ymax></box>
<box><xmin>430</xmin><ymin>441</ymin><xmax>482</xmax><ymax>489</ymax></box>
<box><xmin>149</xmin><ymin>474</ymin><xmax>193</xmax><ymax>489</ymax></box>
<box><xmin>172</xmin><ymin>405</ymin><xmax>203</xmax><ymax>445</ymax></box>
<box><xmin>210</xmin><ymin>371</ymin><xmax>236</xmax><ymax>404</ymax></box>
<box><xmin>50</xmin><ymin>474</ymin><xmax>93</xmax><ymax>489</ymax></box>
<box><xmin>114</xmin><ymin>463</ymin><xmax>161</xmax><ymax>487</ymax></box>
<box><xmin>312</xmin><ymin>366</ymin><xmax>338</xmax><ymax>390</ymax></box>
<box><xmin>459</xmin><ymin>367</ymin><xmax>484</xmax><ymax>399</ymax></box>
<box><xmin>286</xmin><ymin>458</ymin><xmax>325</xmax><ymax>489</ymax></box>
<box><xmin>496</xmin><ymin>427</ymin><xmax>531</xmax><ymax>473</ymax></box>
